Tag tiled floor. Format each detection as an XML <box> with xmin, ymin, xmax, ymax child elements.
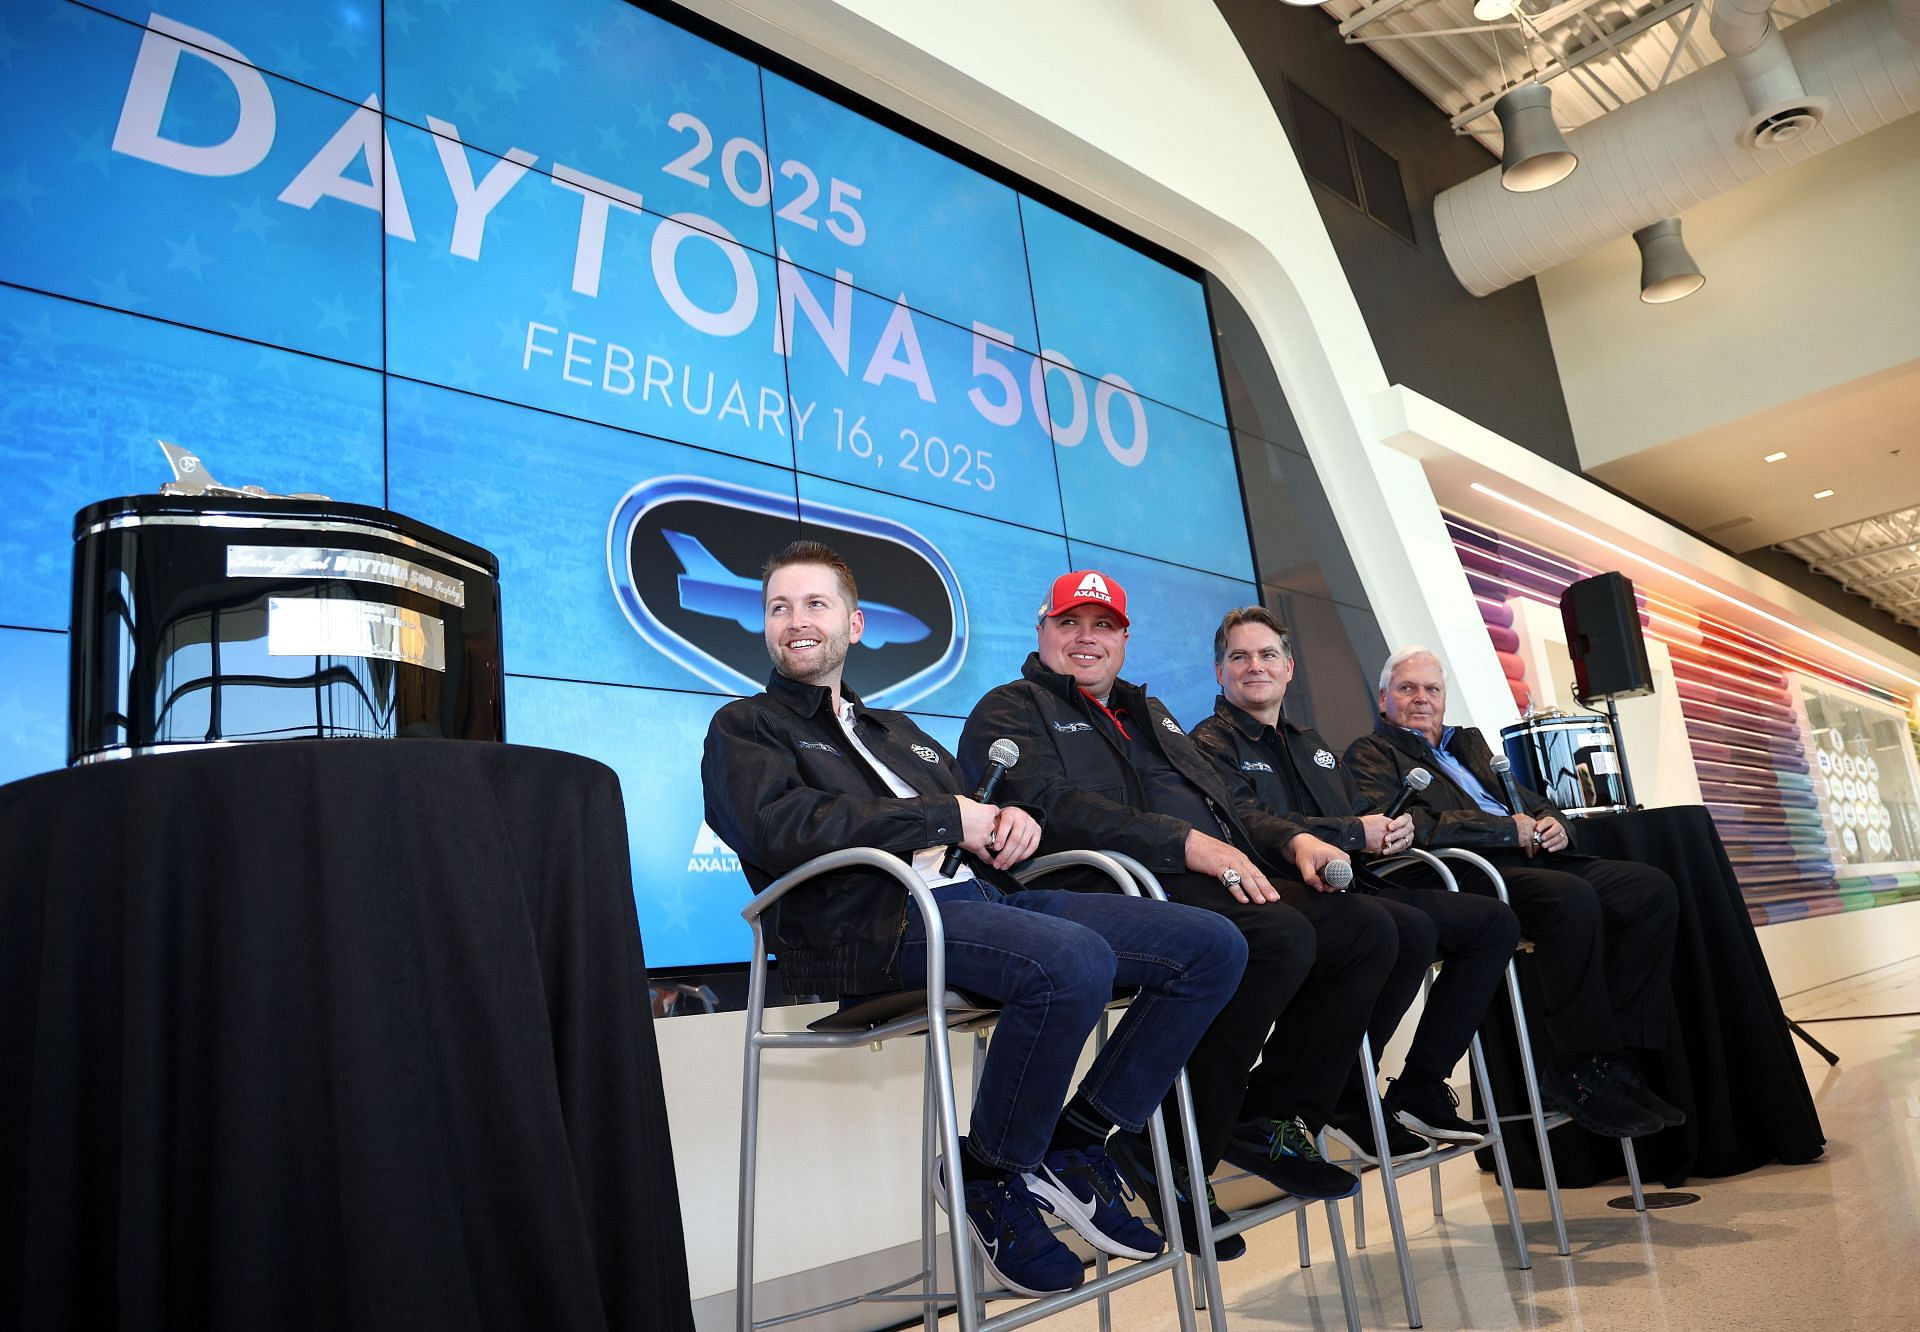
<box><xmin>969</xmin><ymin>956</ymin><xmax>1920</xmax><ymax>1330</ymax></box>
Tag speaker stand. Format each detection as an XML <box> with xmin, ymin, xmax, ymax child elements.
<box><xmin>1604</xmin><ymin>694</ymin><xmax>1639</xmax><ymax>810</ymax></box>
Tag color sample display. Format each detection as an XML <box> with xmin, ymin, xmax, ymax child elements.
<box><xmin>0</xmin><ymin>0</ymin><xmax>1257</xmax><ymax>966</ymax></box>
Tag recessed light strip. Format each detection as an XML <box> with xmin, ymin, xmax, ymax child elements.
<box><xmin>1468</xmin><ymin>482</ymin><xmax>1920</xmax><ymax>691</ymax></box>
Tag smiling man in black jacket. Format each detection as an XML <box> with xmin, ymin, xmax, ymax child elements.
<box><xmin>1343</xmin><ymin>645</ymin><xmax>1683</xmax><ymax>1139</ymax></box>
<box><xmin>960</xmin><ymin>571</ymin><xmax>1397</xmax><ymax>1244</ymax></box>
<box><xmin>702</xmin><ymin>542</ymin><xmax>1247</xmax><ymax>1298</ymax></box>
<box><xmin>1191</xmin><ymin>607</ymin><xmax>1520</xmax><ymax>1162</ymax></box>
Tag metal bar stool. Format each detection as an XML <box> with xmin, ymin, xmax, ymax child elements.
<box><xmin>1431</xmin><ymin>846</ymin><xmax>1649</xmax><ymax>1259</ymax></box>
<box><xmin>737</xmin><ymin>847</ymin><xmax>1202</xmax><ymax>1332</ymax></box>
<box><xmin>1335</xmin><ymin>847</ymin><xmax>1532</xmax><ymax>1328</ymax></box>
<box><xmin>1097</xmin><ymin>851</ymin><xmax>1364</xmax><ymax>1332</ymax></box>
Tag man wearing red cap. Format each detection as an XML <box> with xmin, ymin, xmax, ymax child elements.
<box><xmin>960</xmin><ymin>570</ymin><xmax>1398</xmax><ymax>1254</ymax></box>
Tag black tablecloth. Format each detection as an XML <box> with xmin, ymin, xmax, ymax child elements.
<box><xmin>0</xmin><ymin>740</ymin><xmax>693</xmax><ymax>1331</ymax></box>
<box><xmin>1474</xmin><ymin>804</ymin><xmax>1825</xmax><ymax>1188</ymax></box>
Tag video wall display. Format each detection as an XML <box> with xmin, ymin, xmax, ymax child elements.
<box><xmin>0</xmin><ymin>0</ymin><xmax>1258</xmax><ymax>967</ymax></box>
<box><xmin>1796</xmin><ymin>679</ymin><xmax>1920</xmax><ymax>870</ymax></box>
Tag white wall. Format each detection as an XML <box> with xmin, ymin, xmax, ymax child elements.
<box><xmin>1536</xmin><ymin>112</ymin><xmax>1920</xmax><ymax>472</ymax></box>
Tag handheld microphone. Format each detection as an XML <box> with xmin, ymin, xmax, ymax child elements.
<box><xmin>1489</xmin><ymin>755</ymin><xmax>1526</xmax><ymax>816</ymax></box>
<box><xmin>1322</xmin><ymin>858</ymin><xmax>1354</xmax><ymax>890</ymax></box>
<box><xmin>943</xmin><ymin>738</ymin><xmax>1020</xmax><ymax>876</ymax></box>
<box><xmin>1382</xmin><ymin>767</ymin><xmax>1432</xmax><ymax>820</ymax></box>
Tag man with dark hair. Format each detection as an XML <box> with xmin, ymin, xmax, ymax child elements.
<box><xmin>702</xmin><ymin>542</ymin><xmax>1248</xmax><ymax>1297</ymax></box>
<box><xmin>1191</xmin><ymin>608</ymin><xmax>1521</xmax><ymax>1162</ymax></box>
<box><xmin>1344</xmin><ymin>646</ymin><xmax>1682</xmax><ymax>1138</ymax></box>
<box><xmin>960</xmin><ymin>570</ymin><xmax>1398</xmax><ymax>1253</ymax></box>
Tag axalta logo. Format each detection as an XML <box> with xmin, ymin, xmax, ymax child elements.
<box><xmin>1051</xmin><ymin>721</ymin><xmax>1093</xmax><ymax>733</ymax></box>
<box><xmin>608</xmin><ymin>476</ymin><xmax>967</xmax><ymax>708</ymax></box>
<box><xmin>1074</xmin><ymin>572</ymin><xmax>1113</xmax><ymax>603</ymax></box>
<box><xmin>689</xmin><ymin>822</ymin><xmax>740</xmax><ymax>874</ymax></box>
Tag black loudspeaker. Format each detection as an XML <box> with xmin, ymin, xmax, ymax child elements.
<box><xmin>1560</xmin><ymin>572</ymin><xmax>1654</xmax><ymax>702</ymax></box>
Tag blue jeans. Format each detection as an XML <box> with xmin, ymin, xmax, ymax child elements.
<box><xmin>894</xmin><ymin>881</ymin><xmax>1247</xmax><ymax>1172</ymax></box>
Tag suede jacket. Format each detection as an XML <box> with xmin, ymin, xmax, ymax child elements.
<box><xmin>701</xmin><ymin>668</ymin><xmax>1025</xmax><ymax>997</ymax></box>
<box><xmin>957</xmin><ymin>653</ymin><xmax>1309</xmax><ymax>882</ymax></box>
<box><xmin>1342</xmin><ymin>714</ymin><xmax>1573</xmax><ymax>854</ymax></box>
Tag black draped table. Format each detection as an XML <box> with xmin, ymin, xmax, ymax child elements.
<box><xmin>0</xmin><ymin>740</ymin><xmax>693</xmax><ymax>1331</ymax></box>
<box><xmin>1474</xmin><ymin>804</ymin><xmax>1825</xmax><ymax>1189</ymax></box>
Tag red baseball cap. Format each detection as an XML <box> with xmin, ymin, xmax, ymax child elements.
<box><xmin>1040</xmin><ymin>569</ymin><xmax>1129</xmax><ymax>627</ymax></box>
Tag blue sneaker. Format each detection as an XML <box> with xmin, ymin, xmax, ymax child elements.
<box><xmin>933</xmin><ymin>1159</ymin><xmax>1085</xmax><ymax>1297</ymax></box>
<box><xmin>1025</xmin><ymin>1143</ymin><xmax>1165</xmax><ymax>1260</ymax></box>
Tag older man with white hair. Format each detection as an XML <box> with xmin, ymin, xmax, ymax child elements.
<box><xmin>1343</xmin><ymin>646</ymin><xmax>1682</xmax><ymax>1140</ymax></box>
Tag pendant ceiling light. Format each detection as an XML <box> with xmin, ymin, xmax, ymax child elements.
<box><xmin>1633</xmin><ymin>218</ymin><xmax>1706</xmax><ymax>304</ymax></box>
<box><xmin>1474</xmin><ymin>0</ymin><xmax>1517</xmax><ymax>18</ymax></box>
<box><xmin>1493</xmin><ymin>83</ymin><xmax>1578</xmax><ymax>192</ymax></box>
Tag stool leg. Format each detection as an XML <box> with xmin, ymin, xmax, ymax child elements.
<box><xmin>1352</xmin><ymin>1178</ymin><xmax>1367</xmax><ymax>1249</ymax></box>
<box><xmin>1468</xmin><ymin>1030</ymin><xmax>1531</xmax><ymax>1270</ymax></box>
<box><xmin>1622</xmin><ymin>1136</ymin><xmax>1648</xmax><ymax>1212</ymax></box>
<box><xmin>1143</xmin><ymin>1101</ymin><xmax>1201</xmax><ymax>1332</ymax></box>
<box><xmin>1094</xmin><ymin>1012</ymin><xmax>1112</xmax><ymax>1332</ymax></box>
<box><xmin>1315</xmin><ymin>1143</ymin><xmax>1364</xmax><ymax>1332</ymax></box>
<box><xmin>921</xmin><ymin>1058</ymin><xmax>940</xmax><ymax>1331</ymax></box>
<box><xmin>1171</xmin><ymin>1069</ymin><xmax>1227</xmax><ymax>1332</ymax></box>
<box><xmin>1504</xmin><ymin>960</ymin><xmax>1570</xmax><ymax>1256</ymax></box>
<box><xmin>929</xmin><ymin>1019</ymin><xmax>981</xmax><ymax>1330</ymax></box>
<box><xmin>736</xmin><ymin>952</ymin><xmax>771</xmax><ymax>1332</ymax></box>
<box><xmin>1297</xmin><ymin>1209</ymin><xmax>1311</xmax><ymax>1267</ymax></box>
<box><xmin>1360</xmin><ymin>1036</ymin><xmax>1421</xmax><ymax>1327</ymax></box>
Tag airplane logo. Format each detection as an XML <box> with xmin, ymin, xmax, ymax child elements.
<box><xmin>662</xmin><ymin>529</ymin><xmax>932</xmax><ymax>649</ymax></box>
<box><xmin>607</xmin><ymin>475</ymin><xmax>967</xmax><ymax>707</ymax></box>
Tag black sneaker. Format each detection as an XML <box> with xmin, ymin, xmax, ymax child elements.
<box><xmin>1601</xmin><ymin>1054</ymin><xmax>1686</xmax><ymax>1128</ymax></box>
<box><xmin>932</xmin><ymin>1157</ymin><xmax>1085</xmax><ymax>1297</ymax></box>
<box><xmin>1384</xmin><ymin>1077</ymin><xmax>1491</xmax><ymax>1147</ymax></box>
<box><xmin>1026</xmin><ymin>1143</ymin><xmax>1165</xmax><ymax>1261</ymax></box>
<box><xmin>1322</xmin><ymin>1105</ymin><xmax>1433</xmax><ymax>1165</ymax></box>
<box><xmin>1539</xmin><ymin>1059</ymin><xmax>1663</xmax><ymax>1138</ymax></box>
<box><xmin>1222</xmin><ymin>1115</ymin><xmax>1361</xmax><ymax>1200</ymax></box>
<box><xmin>1105</xmin><ymin>1130</ymin><xmax>1247</xmax><ymax>1262</ymax></box>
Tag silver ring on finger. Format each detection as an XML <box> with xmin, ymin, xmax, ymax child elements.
<box><xmin>1220</xmin><ymin>868</ymin><xmax>1243</xmax><ymax>891</ymax></box>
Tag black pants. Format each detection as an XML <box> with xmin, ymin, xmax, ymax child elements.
<box><xmin>1159</xmin><ymin>872</ymin><xmax>1396</xmax><ymax>1169</ymax></box>
<box><xmin>1343</xmin><ymin>883</ymin><xmax>1521</xmax><ymax>1105</ymax></box>
<box><xmin>1475</xmin><ymin>853</ymin><xmax>1678</xmax><ymax>1063</ymax></box>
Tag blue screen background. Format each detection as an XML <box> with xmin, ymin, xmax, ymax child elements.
<box><xmin>0</xmin><ymin>0</ymin><xmax>1256</xmax><ymax>968</ymax></box>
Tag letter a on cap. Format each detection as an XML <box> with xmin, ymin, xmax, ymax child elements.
<box><xmin>1043</xmin><ymin>568</ymin><xmax>1129</xmax><ymax>626</ymax></box>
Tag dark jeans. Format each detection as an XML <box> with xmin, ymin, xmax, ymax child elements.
<box><xmin>894</xmin><ymin>881</ymin><xmax>1247</xmax><ymax>1172</ymax></box>
<box><xmin>1157</xmin><ymin>873</ymin><xmax>1397</xmax><ymax>1168</ymax></box>
<box><xmin>1344</xmin><ymin>883</ymin><xmax>1521</xmax><ymax>1105</ymax></box>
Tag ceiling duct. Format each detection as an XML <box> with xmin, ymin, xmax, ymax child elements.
<box><xmin>1435</xmin><ymin>0</ymin><xmax>1920</xmax><ymax>297</ymax></box>
<box><xmin>1713</xmin><ymin>0</ymin><xmax>1827</xmax><ymax>148</ymax></box>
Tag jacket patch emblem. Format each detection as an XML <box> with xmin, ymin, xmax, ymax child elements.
<box><xmin>796</xmin><ymin>739</ymin><xmax>842</xmax><ymax>755</ymax></box>
<box><xmin>1052</xmin><ymin>721</ymin><xmax>1093</xmax><ymax>733</ymax></box>
<box><xmin>909</xmin><ymin>744</ymin><xmax>940</xmax><ymax>763</ymax></box>
<box><xmin>1314</xmin><ymin>749</ymin><xmax>1337</xmax><ymax>768</ymax></box>
<box><xmin>1161</xmin><ymin>716</ymin><xmax>1182</xmax><ymax>735</ymax></box>
<box><xmin>1241</xmin><ymin>760</ymin><xmax>1274</xmax><ymax>773</ymax></box>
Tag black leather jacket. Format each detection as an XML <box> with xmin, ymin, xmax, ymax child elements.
<box><xmin>1189</xmin><ymin>696</ymin><xmax>1371</xmax><ymax>855</ymax></box>
<box><xmin>701</xmin><ymin>669</ymin><xmax>1021</xmax><ymax>997</ymax></box>
<box><xmin>958</xmin><ymin>654</ymin><xmax>1309</xmax><ymax>881</ymax></box>
<box><xmin>1342</xmin><ymin>714</ymin><xmax>1571</xmax><ymax>853</ymax></box>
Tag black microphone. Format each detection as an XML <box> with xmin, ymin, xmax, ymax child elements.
<box><xmin>1382</xmin><ymin>766</ymin><xmax>1432</xmax><ymax>820</ymax></box>
<box><xmin>1489</xmin><ymin>755</ymin><xmax>1526</xmax><ymax>816</ymax></box>
<box><xmin>943</xmin><ymin>738</ymin><xmax>1020</xmax><ymax>876</ymax></box>
<box><xmin>1322</xmin><ymin>858</ymin><xmax>1354</xmax><ymax>890</ymax></box>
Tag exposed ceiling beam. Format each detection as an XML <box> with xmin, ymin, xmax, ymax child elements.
<box><xmin>1449</xmin><ymin>0</ymin><xmax>1697</xmax><ymax>127</ymax></box>
<box><xmin>1340</xmin><ymin>0</ymin><xmax>1423</xmax><ymax>39</ymax></box>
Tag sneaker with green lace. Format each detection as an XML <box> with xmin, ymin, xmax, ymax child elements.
<box><xmin>1222</xmin><ymin>1114</ymin><xmax>1360</xmax><ymax>1200</ymax></box>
